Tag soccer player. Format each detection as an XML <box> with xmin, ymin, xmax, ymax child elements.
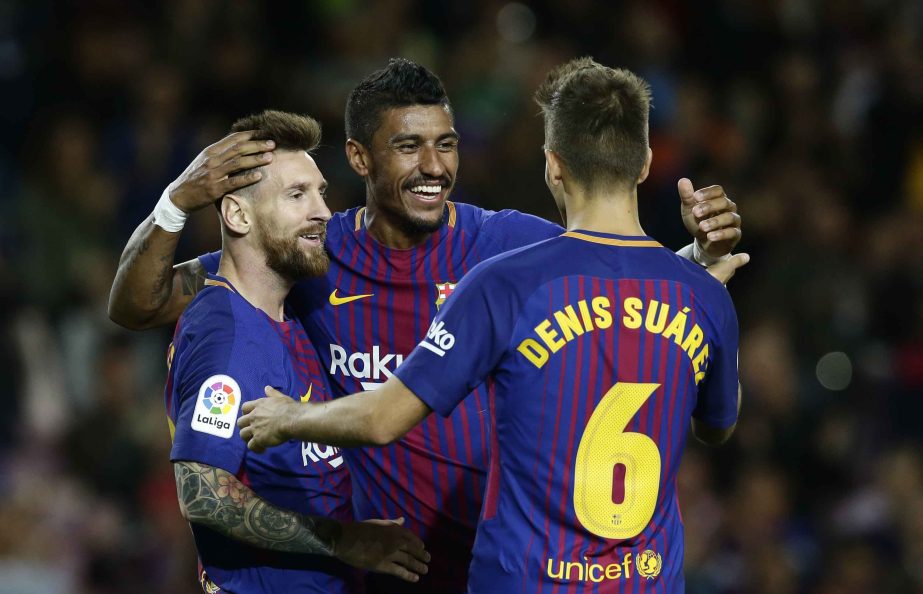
<box><xmin>237</xmin><ymin>59</ymin><xmax>741</xmax><ymax>593</ymax></box>
<box><xmin>165</xmin><ymin>110</ymin><xmax>428</xmax><ymax>593</ymax></box>
<box><xmin>109</xmin><ymin>60</ymin><xmax>744</xmax><ymax>592</ymax></box>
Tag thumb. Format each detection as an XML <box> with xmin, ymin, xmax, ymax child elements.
<box><xmin>264</xmin><ymin>385</ymin><xmax>287</xmax><ymax>398</ymax></box>
<box><xmin>388</xmin><ymin>517</ymin><xmax>406</xmax><ymax>526</ymax></box>
<box><xmin>707</xmin><ymin>253</ymin><xmax>750</xmax><ymax>285</ymax></box>
<box><xmin>677</xmin><ymin>178</ymin><xmax>696</xmax><ymax>204</ymax></box>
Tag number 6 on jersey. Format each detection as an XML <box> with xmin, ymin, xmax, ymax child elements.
<box><xmin>574</xmin><ymin>382</ymin><xmax>661</xmax><ymax>539</ymax></box>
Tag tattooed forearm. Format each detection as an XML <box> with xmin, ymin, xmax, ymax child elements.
<box><xmin>174</xmin><ymin>461</ymin><xmax>340</xmax><ymax>555</ymax></box>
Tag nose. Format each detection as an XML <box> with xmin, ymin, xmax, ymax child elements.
<box><xmin>418</xmin><ymin>144</ymin><xmax>445</xmax><ymax>178</ymax></box>
<box><xmin>310</xmin><ymin>193</ymin><xmax>332</xmax><ymax>223</ymax></box>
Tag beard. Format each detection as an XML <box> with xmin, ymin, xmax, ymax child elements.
<box><xmin>256</xmin><ymin>219</ymin><xmax>329</xmax><ymax>281</ymax></box>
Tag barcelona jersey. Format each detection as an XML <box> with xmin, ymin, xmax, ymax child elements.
<box><xmin>394</xmin><ymin>230</ymin><xmax>740</xmax><ymax>593</ymax></box>
<box><xmin>202</xmin><ymin>201</ymin><xmax>561</xmax><ymax>592</ymax></box>
<box><xmin>165</xmin><ymin>274</ymin><xmax>354</xmax><ymax>594</ymax></box>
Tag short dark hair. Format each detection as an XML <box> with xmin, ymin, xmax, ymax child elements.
<box><xmin>345</xmin><ymin>58</ymin><xmax>452</xmax><ymax>147</ymax></box>
<box><xmin>534</xmin><ymin>57</ymin><xmax>651</xmax><ymax>190</ymax></box>
<box><xmin>230</xmin><ymin>109</ymin><xmax>321</xmax><ymax>152</ymax></box>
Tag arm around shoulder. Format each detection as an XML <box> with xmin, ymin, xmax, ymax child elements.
<box><xmin>107</xmin><ymin>212</ymin><xmax>205</xmax><ymax>329</ymax></box>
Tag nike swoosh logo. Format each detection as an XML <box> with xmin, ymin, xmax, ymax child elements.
<box><xmin>300</xmin><ymin>385</ymin><xmax>312</xmax><ymax>403</ymax></box>
<box><xmin>329</xmin><ymin>289</ymin><xmax>374</xmax><ymax>306</ymax></box>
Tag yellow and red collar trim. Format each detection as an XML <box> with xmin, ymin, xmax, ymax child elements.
<box><xmin>562</xmin><ymin>231</ymin><xmax>662</xmax><ymax>248</ymax></box>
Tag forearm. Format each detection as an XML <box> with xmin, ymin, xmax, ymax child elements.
<box><xmin>108</xmin><ymin>213</ymin><xmax>202</xmax><ymax>329</ymax></box>
<box><xmin>289</xmin><ymin>378</ymin><xmax>430</xmax><ymax>447</ymax></box>
<box><xmin>174</xmin><ymin>461</ymin><xmax>339</xmax><ymax>555</ymax></box>
<box><xmin>290</xmin><ymin>392</ymin><xmax>388</xmax><ymax>447</ymax></box>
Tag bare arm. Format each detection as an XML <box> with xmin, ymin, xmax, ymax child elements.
<box><xmin>238</xmin><ymin>377</ymin><xmax>432</xmax><ymax>453</ymax></box>
<box><xmin>107</xmin><ymin>131</ymin><xmax>275</xmax><ymax>329</ymax></box>
<box><xmin>174</xmin><ymin>460</ymin><xmax>429</xmax><ymax>580</ymax></box>
<box><xmin>108</xmin><ymin>214</ymin><xmax>205</xmax><ymax>329</ymax></box>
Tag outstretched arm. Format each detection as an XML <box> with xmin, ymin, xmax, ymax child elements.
<box><xmin>174</xmin><ymin>460</ymin><xmax>429</xmax><ymax>581</ymax></box>
<box><xmin>107</xmin><ymin>131</ymin><xmax>274</xmax><ymax>329</ymax></box>
<box><xmin>238</xmin><ymin>377</ymin><xmax>431</xmax><ymax>453</ymax></box>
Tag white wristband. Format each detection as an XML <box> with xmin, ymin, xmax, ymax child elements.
<box><xmin>152</xmin><ymin>187</ymin><xmax>188</xmax><ymax>233</ymax></box>
<box><xmin>693</xmin><ymin>239</ymin><xmax>731</xmax><ymax>267</ymax></box>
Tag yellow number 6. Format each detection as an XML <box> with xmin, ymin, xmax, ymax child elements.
<box><xmin>573</xmin><ymin>382</ymin><xmax>661</xmax><ymax>539</ymax></box>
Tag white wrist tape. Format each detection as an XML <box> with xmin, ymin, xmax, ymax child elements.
<box><xmin>693</xmin><ymin>239</ymin><xmax>731</xmax><ymax>267</ymax></box>
<box><xmin>152</xmin><ymin>187</ymin><xmax>188</xmax><ymax>232</ymax></box>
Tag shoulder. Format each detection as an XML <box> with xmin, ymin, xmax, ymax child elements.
<box><xmin>177</xmin><ymin>287</ymin><xmax>268</xmax><ymax>364</ymax></box>
<box><xmin>456</xmin><ymin>234</ymin><xmax>564</xmax><ymax>295</ymax></box>
<box><xmin>454</xmin><ymin>202</ymin><xmax>560</xmax><ymax>234</ymax></box>
<box><xmin>327</xmin><ymin>207</ymin><xmax>362</xmax><ymax>240</ymax></box>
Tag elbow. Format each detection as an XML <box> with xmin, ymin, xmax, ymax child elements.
<box><xmin>367</xmin><ymin>422</ymin><xmax>404</xmax><ymax>447</ymax></box>
<box><xmin>107</xmin><ymin>293</ymin><xmax>158</xmax><ymax>330</ymax></box>
<box><xmin>692</xmin><ymin>420</ymin><xmax>736</xmax><ymax>446</ymax></box>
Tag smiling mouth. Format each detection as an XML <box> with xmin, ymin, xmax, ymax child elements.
<box><xmin>406</xmin><ymin>182</ymin><xmax>448</xmax><ymax>201</ymax></box>
<box><xmin>298</xmin><ymin>231</ymin><xmax>325</xmax><ymax>246</ymax></box>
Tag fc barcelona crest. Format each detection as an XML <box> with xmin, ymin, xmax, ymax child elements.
<box><xmin>435</xmin><ymin>282</ymin><xmax>457</xmax><ymax>309</ymax></box>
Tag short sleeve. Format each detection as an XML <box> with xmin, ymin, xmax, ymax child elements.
<box><xmin>691</xmin><ymin>292</ymin><xmax>740</xmax><ymax>429</ymax></box>
<box><xmin>170</xmin><ymin>313</ymin><xmax>270</xmax><ymax>474</ymax></box>
<box><xmin>395</xmin><ymin>262</ymin><xmax>518</xmax><ymax>417</ymax></box>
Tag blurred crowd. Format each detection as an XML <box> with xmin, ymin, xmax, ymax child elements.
<box><xmin>2</xmin><ymin>1</ymin><xmax>922</xmax><ymax>592</ymax></box>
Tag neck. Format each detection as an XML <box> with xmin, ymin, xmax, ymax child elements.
<box><xmin>217</xmin><ymin>243</ymin><xmax>292</xmax><ymax>322</ymax></box>
<box><xmin>363</xmin><ymin>197</ymin><xmax>438</xmax><ymax>249</ymax></box>
<box><xmin>564</xmin><ymin>184</ymin><xmax>645</xmax><ymax>236</ymax></box>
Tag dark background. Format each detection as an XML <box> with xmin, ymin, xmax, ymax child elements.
<box><xmin>1</xmin><ymin>1</ymin><xmax>922</xmax><ymax>592</ymax></box>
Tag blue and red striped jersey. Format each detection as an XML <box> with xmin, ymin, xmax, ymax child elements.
<box><xmin>395</xmin><ymin>230</ymin><xmax>739</xmax><ymax>593</ymax></box>
<box><xmin>166</xmin><ymin>274</ymin><xmax>354</xmax><ymax>594</ymax></box>
<box><xmin>202</xmin><ymin>201</ymin><xmax>561</xmax><ymax>592</ymax></box>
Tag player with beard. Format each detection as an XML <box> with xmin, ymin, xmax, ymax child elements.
<box><xmin>238</xmin><ymin>59</ymin><xmax>742</xmax><ymax>594</ymax></box>
<box><xmin>110</xmin><ymin>61</ymin><xmax>744</xmax><ymax>592</ymax></box>
<box><xmin>164</xmin><ymin>110</ymin><xmax>428</xmax><ymax>594</ymax></box>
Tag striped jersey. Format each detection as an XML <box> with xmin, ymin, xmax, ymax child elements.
<box><xmin>394</xmin><ymin>230</ymin><xmax>740</xmax><ymax>593</ymax></box>
<box><xmin>202</xmin><ymin>201</ymin><xmax>561</xmax><ymax>592</ymax></box>
<box><xmin>166</xmin><ymin>274</ymin><xmax>354</xmax><ymax>594</ymax></box>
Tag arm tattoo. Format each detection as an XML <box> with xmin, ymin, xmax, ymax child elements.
<box><xmin>179</xmin><ymin>261</ymin><xmax>206</xmax><ymax>296</ymax></box>
<box><xmin>174</xmin><ymin>461</ymin><xmax>340</xmax><ymax>555</ymax></box>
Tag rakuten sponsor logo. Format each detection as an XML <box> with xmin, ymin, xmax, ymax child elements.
<box><xmin>329</xmin><ymin>344</ymin><xmax>404</xmax><ymax>390</ymax></box>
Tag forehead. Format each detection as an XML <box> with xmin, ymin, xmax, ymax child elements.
<box><xmin>265</xmin><ymin>150</ymin><xmax>324</xmax><ymax>188</ymax></box>
<box><xmin>375</xmin><ymin>104</ymin><xmax>454</xmax><ymax>141</ymax></box>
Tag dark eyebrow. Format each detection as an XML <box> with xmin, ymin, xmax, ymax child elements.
<box><xmin>388</xmin><ymin>131</ymin><xmax>460</xmax><ymax>145</ymax></box>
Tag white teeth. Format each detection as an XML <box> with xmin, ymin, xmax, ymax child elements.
<box><xmin>409</xmin><ymin>185</ymin><xmax>442</xmax><ymax>194</ymax></box>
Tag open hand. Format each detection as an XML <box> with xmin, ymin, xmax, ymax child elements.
<box><xmin>335</xmin><ymin>518</ymin><xmax>430</xmax><ymax>583</ymax></box>
<box><xmin>167</xmin><ymin>131</ymin><xmax>276</xmax><ymax>213</ymax></box>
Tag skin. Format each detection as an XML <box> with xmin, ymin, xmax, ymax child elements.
<box><xmin>107</xmin><ymin>110</ymin><xmax>742</xmax><ymax>330</ymax></box>
<box><xmin>237</xmin><ymin>130</ymin><xmax>744</xmax><ymax>454</ymax></box>
<box><xmin>345</xmin><ymin>105</ymin><xmax>460</xmax><ymax>249</ymax></box>
<box><xmin>172</xmin><ymin>147</ymin><xmax>430</xmax><ymax>582</ymax></box>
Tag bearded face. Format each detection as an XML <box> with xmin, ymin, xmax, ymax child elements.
<box><xmin>256</xmin><ymin>216</ymin><xmax>329</xmax><ymax>281</ymax></box>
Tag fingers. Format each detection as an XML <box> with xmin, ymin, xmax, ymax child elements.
<box><xmin>392</xmin><ymin>550</ymin><xmax>429</xmax><ymax>576</ymax></box>
<box><xmin>265</xmin><ymin>386</ymin><xmax>286</xmax><ymax>397</ymax></box>
<box><xmin>677</xmin><ymin>178</ymin><xmax>696</xmax><ymax>204</ymax></box>
<box><xmin>704</xmin><ymin>226</ymin><xmax>742</xmax><ymax>244</ymax></box>
<box><xmin>215</xmin><ymin>151</ymin><xmax>273</xmax><ymax>179</ymax></box>
<box><xmin>241</xmin><ymin>400</ymin><xmax>258</xmax><ymax>414</ymax></box>
<box><xmin>205</xmin><ymin>130</ymin><xmax>257</xmax><ymax>155</ymax></box>
<box><xmin>381</xmin><ymin>561</ymin><xmax>421</xmax><ymax>583</ymax></box>
<box><xmin>217</xmin><ymin>170</ymin><xmax>263</xmax><ymax>196</ymax></box>
<box><xmin>707</xmin><ymin>253</ymin><xmax>750</xmax><ymax>285</ymax></box>
<box><xmin>692</xmin><ymin>192</ymin><xmax>737</xmax><ymax>218</ymax></box>
<box><xmin>698</xmin><ymin>212</ymin><xmax>741</xmax><ymax>234</ymax></box>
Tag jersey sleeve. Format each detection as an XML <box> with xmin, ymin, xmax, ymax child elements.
<box><xmin>198</xmin><ymin>250</ymin><xmax>222</xmax><ymax>275</ymax></box>
<box><xmin>691</xmin><ymin>290</ymin><xmax>740</xmax><ymax>429</ymax></box>
<box><xmin>170</xmin><ymin>307</ymin><xmax>269</xmax><ymax>474</ymax></box>
<box><xmin>395</xmin><ymin>261</ymin><xmax>518</xmax><ymax>417</ymax></box>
